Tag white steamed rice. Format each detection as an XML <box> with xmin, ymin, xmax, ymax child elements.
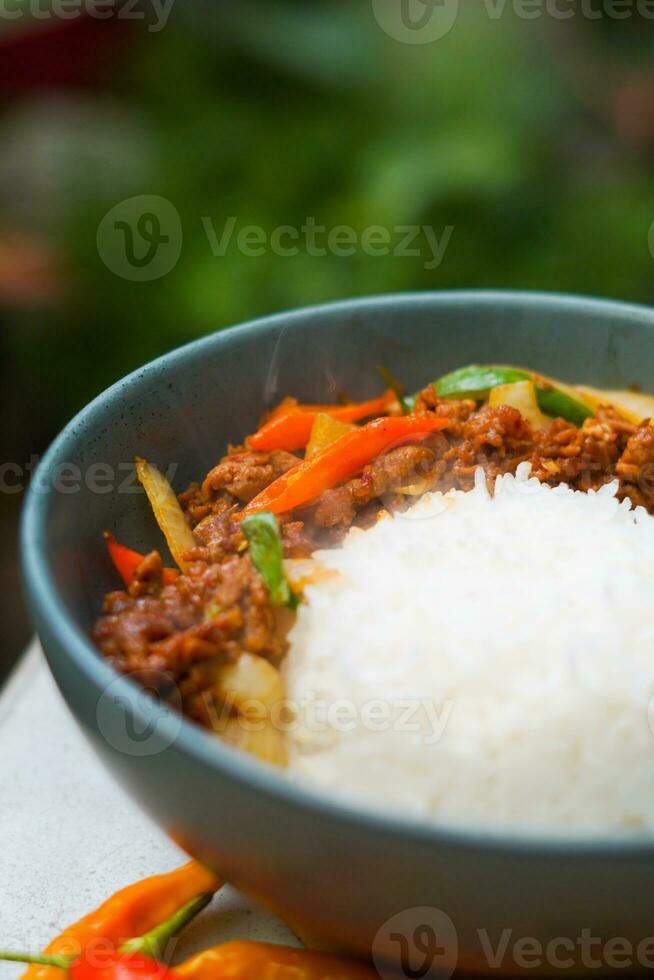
<box><xmin>284</xmin><ymin>464</ymin><xmax>654</xmax><ymax>835</ymax></box>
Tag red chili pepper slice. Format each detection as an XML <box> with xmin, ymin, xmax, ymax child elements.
<box><xmin>104</xmin><ymin>533</ymin><xmax>178</xmax><ymax>588</ymax></box>
<box><xmin>240</xmin><ymin>414</ymin><xmax>449</xmax><ymax>517</ymax></box>
<box><xmin>247</xmin><ymin>391</ymin><xmax>395</xmax><ymax>452</ymax></box>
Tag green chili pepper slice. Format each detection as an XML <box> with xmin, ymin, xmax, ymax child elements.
<box><xmin>433</xmin><ymin>364</ymin><xmax>593</xmax><ymax>427</ymax></box>
<box><xmin>378</xmin><ymin>365</ymin><xmax>411</xmax><ymax>415</ymax></box>
<box><xmin>241</xmin><ymin>511</ymin><xmax>298</xmax><ymax>609</ymax></box>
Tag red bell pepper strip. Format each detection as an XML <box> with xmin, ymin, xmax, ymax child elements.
<box><xmin>247</xmin><ymin>391</ymin><xmax>395</xmax><ymax>452</ymax></box>
<box><xmin>240</xmin><ymin>414</ymin><xmax>449</xmax><ymax>517</ymax></box>
<box><xmin>104</xmin><ymin>532</ymin><xmax>178</xmax><ymax>588</ymax></box>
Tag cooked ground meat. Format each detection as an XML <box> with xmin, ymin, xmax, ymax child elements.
<box><xmin>93</xmin><ymin>383</ymin><xmax>654</xmax><ymax>734</ymax></box>
<box><xmin>444</xmin><ymin>404</ymin><xmax>534</xmax><ymax>490</ymax></box>
<box><xmin>203</xmin><ymin>447</ymin><xmax>298</xmax><ymax>503</ymax></box>
<box><xmin>531</xmin><ymin>407</ymin><xmax>633</xmax><ymax>492</ymax></box>
<box><xmin>179</xmin><ymin>447</ymin><xmax>299</xmax><ymax>525</ymax></box>
<box><xmin>92</xmin><ymin>553</ymin><xmax>286</xmax><ymax>688</ymax></box>
<box><xmin>313</xmin><ymin>443</ymin><xmax>442</xmax><ymax>530</ymax></box>
<box><xmin>413</xmin><ymin>386</ymin><xmax>476</xmax><ymax>436</ymax></box>
<box><xmin>616</xmin><ymin>420</ymin><xmax>654</xmax><ymax>509</ymax></box>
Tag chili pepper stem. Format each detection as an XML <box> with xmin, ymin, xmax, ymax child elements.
<box><xmin>0</xmin><ymin>953</ymin><xmax>71</xmax><ymax>969</ymax></box>
<box><xmin>0</xmin><ymin>889</ymin><xmax>216</xmax><ymax>973</ymax></box>
<box><xmin>119</xmin><ymin>892</ymin><xmax>214</xmax><ymax>960</ymax></box>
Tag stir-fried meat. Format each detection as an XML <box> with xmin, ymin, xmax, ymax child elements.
<box><xmin>92</xmin><ymin>554</ymin><xmax>286</xmax><ymax>688</ymax></box>
<box><xmin>616</xmin><ymin>420</ymin><xmax>654</xmax><ymax>509</ymax></box>
<box><xmin>531</xmin><ymin>406</ymin><xmax>633</xmax><ymax>491</ymax></box>
<box><xmin>313</xmin><ymin>443</ymin><xmax>442</xmax><ymax>530</ymax></box>
<box><xmin>202</xmin><ymin>447</ymin><xmax>298</xmax><ymax>504</ymax></box>
<box><xmin>93</xmin><ymin>383</ymin><xmax>654</xmax><ymax>729</ymax></box>
<box><xmin>412</xmin><ymin>384</ymin><xmax>476</xmax><ymax>436</ymax></box>
<box><xmin>128</xmin><ymin>550</ymin><xmax>167</xmax><ymax>598</ymax></box>
<box><xmin>314</xmin><ymin>487</ymin><xmax>356</xmax><ymax>528</ymax></box>
<box><xmin>445</xmin><ymin>404</ymin><xmax>534</xmax><ymax>489</ymax></box>
<box><xmin>279</xmin><ymin>518</ymin><xmax>319</xmax><ymax>557</ymax></box>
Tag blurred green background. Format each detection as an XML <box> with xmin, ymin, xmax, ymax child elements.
<box><xmin>1</xmin><ymin>0</ymin><xmax>654</xmax><ymax>678</ymax></box>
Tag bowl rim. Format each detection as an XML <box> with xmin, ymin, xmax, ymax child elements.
<box><xmin>21</xmin><ymin>288</ymin><xmax>654</xmax><ymax>857</ymax></box>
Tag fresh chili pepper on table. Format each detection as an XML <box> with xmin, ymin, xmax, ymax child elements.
<box><xmin>240</xmin><ymin>413</ymin><xmax>450</xmax><ymax>517</ymax></box>
<box><xmin>1</xmin><ymin>874</ymin><xmax>216</xmax><ymax>980</ymax></box>
<box><xmin>0</xmin><ymin>951</ymin><xmax>174</xmax><ymax>980</ymax></box>
<box><xmin>3</xmin><ymin>942</ymin><xmax>376</xmax><ymax>980</ymax></box>
<box><xmin>247</xmin><ymin>390</ymin><xmax>395</xmax><ymax>452</ymax></box>
<box><xmin>175</xmin><ymin>940</ymin><xmax>378</xmax><ymax>980</ymax></box>
<box><xmin>17</xmin><ymin>861</ymin><xmax>220</xmax><ymax>980</ymax></box>
<box><xmin>1</xmin><ymin>863</ymin><xmax>378</xmax><ymax>980</ymax></box>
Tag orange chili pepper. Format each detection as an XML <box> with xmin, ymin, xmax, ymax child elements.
<box><xmin>105</xmin><ymin>533</ymin><xmax>178</xmax><ymax>588</ymax></box>
<box><xmin>21</xmin><ymin>861</ymin><xmax>220</xmax><ymax>980</ymax></box>
<box><xmin>240</xmin><ymin>414</ymin><xmax>449</xmax><ymax>517</ymax></box>
<box><xmin>175</xmin><ymin>940</ymin><xmax>377</xmax><ymax>980</ymax></box>
<box><xmin>1</xmin><ymin>951</ymin><xmax>175</xmax><ymax>980</ymax></box>
<box><xmin>247</xmin><ymin>391</ymin><xmax>395</xmax><ymax>453</ymax></box>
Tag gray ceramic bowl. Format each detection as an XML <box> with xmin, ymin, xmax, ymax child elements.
<box><xmin>21</xmin><ymin>292</ymin><xmax>654</xmax><ymax>977</ymax></box>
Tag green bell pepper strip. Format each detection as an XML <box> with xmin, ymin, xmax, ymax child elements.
<box><xmin>241</xmin><ymin>512</ymin><xmax>298</xmax><ymax>609</ymax></box>
<box><xmin>432</xmin><ymin>364</ymin><xmax>593</xmax><ymax>427</ymax></box>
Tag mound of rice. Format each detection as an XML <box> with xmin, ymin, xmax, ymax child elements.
<box><xmin>284</xmin><ymin>464</ymin><xmax>654</xmax><ymax>835</ymax></box>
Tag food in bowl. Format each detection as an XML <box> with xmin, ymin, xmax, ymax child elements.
<box><xmin>92</xmin><ymin>365</ymin><xmax>654</xmax><ymax>833</ymax></box>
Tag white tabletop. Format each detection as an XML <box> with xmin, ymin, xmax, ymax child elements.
<box><xmin>0</xmin><ymin>641</ymin><xmax>297</xmax><ymax>979</ymax></box>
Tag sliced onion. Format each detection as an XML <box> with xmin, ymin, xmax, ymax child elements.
<box><xmin>135</xmin><ymin>456</ymin><xmax>196</xmax><ymax>572</ymax></box>
<box><xmin>390</xmin><ymin>479</ymin><xmax>435</xmax><ymax>496</ymax></box>
<box><xmin>283</xmin><ymin>558</ymin><xmax>337</xmax><ymax>588</ymax></box>
<box><xmin>575</xmin><ymin>386</ymin><xmax>654</xmax><ymax>425</ymax></box>
<box><xmin>215</xmin><ymin>716</ymin><xmax>288</xmax><ymax>767</ymax></box>
<box><xmin>306</xmin><ymin>412</ymin><xmax>356</xmax><ymax>457</ymax></box>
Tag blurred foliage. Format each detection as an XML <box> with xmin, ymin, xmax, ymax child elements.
<box><xmin>2</xmin><ymin>0</ymin><xmax>654</xmax><ymax>434</ymax></box>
